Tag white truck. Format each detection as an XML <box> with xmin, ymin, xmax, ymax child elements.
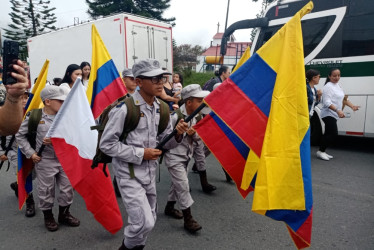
<box><xmin>27</xmin><ymin>13</ymin><xmax>173</xmax><ymax>83</ymax></box>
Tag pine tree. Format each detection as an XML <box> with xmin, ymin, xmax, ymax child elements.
<box><xmin>86</xmin><ymin>0</ymin><xmax>175</xmax><ymax>25</ymax></box>
<box><xmin>3</xmin><ymin>0</ymin><xmax>57</xmax><ymax>59</ymax></box>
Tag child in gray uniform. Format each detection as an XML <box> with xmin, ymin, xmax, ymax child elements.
<box><xmin>16</xmin><ymin>85</ymin><xmax>80</xmax><ymax>232</ymax></box>
<box><xmin>163</xmin><ymin>84</ymin><xmax>212</xmax><ymax>233</ymax></box>
<box><xmin>100</xmin><ymin>59</ymin><xmax>188</xmax><ymax>250</ymax></box>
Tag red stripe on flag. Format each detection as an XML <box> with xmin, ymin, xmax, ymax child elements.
<box><xmin>51</xmin><ymin>138</ymin><xmax>123</xmax><ymax>234</ymax></box>
<box><xmin>195</xmin><ymin>114</ymin><xmax>252</xmax><ymax>198</ymax></box>
<box><xmin>92</xmin><ymin>77</ymin><xmax>127</xmax><ymax>118</ymax></box>
<box><xmin>205</xmin><ymin>78</ymin><xmax>268</xmax><ymax>157</ymax></box>
<box><xmin>287</xmin><ymin>208</ymin><xmax>313</xmax><ymax>249</ymax></box>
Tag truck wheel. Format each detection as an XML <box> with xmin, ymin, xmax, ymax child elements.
<box><xmin>310</xmin><ymin>113</ymin><xmax>322</xmax><ymax>146</ymax></box>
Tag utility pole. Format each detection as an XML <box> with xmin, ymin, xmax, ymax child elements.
<box><xmin>224</xmin><ymin>0</ymin><xmax>230</xmax><ymax>32</ymax></box>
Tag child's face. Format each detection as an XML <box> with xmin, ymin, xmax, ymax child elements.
<box><xmin>45</xmin><ymin>99</ymin><xmax>64</xmax><ymax>114</ymax></box>
<box><xmin>189</xmin><ymin>97</ymin><xmax>204</xmax><ymax>112</ymax></box>
<box><xmin>21</xmin><ymin>93</ymin><xmax>29</xmax><ymax>108</ymax></box>
<box><xmin>173</xmin><ymin>74</ymin><xmax>180</xmax><ymax>83</ymax></box>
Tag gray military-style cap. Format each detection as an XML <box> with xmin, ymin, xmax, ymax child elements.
<box><xmin>132</xmin><ymin>59</ymin><xmax>171</xmax><ymax>78</ymax></box>
<box><xmin>40</xmin><ymin>85</ymin><xmax>67</xmax><ymax>102</ymax></box>
<box><xmin>122</xmin><ymin>68</ymin><xmax>134</xmax><ymax>78</ymax></box>
<box><xmin>181</xmin><ymin>84</ymin><xmax>210</xmax><ymax>99</ymax></box>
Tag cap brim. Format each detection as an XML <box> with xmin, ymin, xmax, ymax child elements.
<box><xmin>124</xmin><ymin>74</ymin><xmax>134</xmax><ymax>77</ymax></box>
<box><xmin>191</xmin><ymin>90</ymin><xmax>210</xmax><ymax>98</ymax></box>
<box><xmin>140</xmin><ymin>69</ymin><xmax>171</xmax><ymax>77</ymax></box>
<box><xmin>52</xmin><ymin>95</ymin><xmax>67</xmax><ymax>101</ymax></box>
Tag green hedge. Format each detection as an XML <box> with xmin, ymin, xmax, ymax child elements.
<box><xmin>180</xmin><ymin>70</ymin><xmax>215</xmax><ymax>87</ymax></box>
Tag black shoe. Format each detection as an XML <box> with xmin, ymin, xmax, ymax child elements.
<box><xmin>164</xmin><ymin>201</ymin><xmax>183</xmax><ymax>219</ymax></box>
<box><xmin>25</xmin><ymin>194</ymin><xmax>35</xmax><ymax>217</ymax></box>
<box><xmin>58</xmin><ymin>205</ymin><xmax>80</xmax><ymax>227</ymax></box>
<box><xmin>43</xmin><ymin>210</ymin><xmax>59</xmax><ymax>232</ymax></box>
<box><xmin>10</xmin><ymin>182</ymin><xmax>18</xmax><ymax>198</ymax></box>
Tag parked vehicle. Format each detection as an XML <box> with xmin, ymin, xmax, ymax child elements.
<box><xmin>28</xmin><ymin>13</ymin><xmax>173</xmax><ymax>84</ymax></box>
<box><xmin>221</xmin><ymin>0</ymin><xmax>374</xmax><ymax>143</ymax></box>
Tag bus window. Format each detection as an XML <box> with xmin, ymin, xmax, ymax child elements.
<box><xmin>254</xmin><ymin>16</ymin><xmax>334</xmax><ymax>58</ymax></box>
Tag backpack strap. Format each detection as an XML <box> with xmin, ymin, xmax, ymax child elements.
<box><xmin>157</xmin><ymin>98</ymin><xmax>171</xmax><ymax>136</ymax></box>
<box><xmin>27</xmin><ymin>108</ymin><xmax>43</xmax><ymax>150</ymax></box>
<box><xmin>0</xmin><ymin>136</ymin><xmax>6</xmax><ymax>151</ymax></box>
<box><xmin>121</xmin><ymin>96</ymin><xmax>140</xmax><ymax>179</ymax></box>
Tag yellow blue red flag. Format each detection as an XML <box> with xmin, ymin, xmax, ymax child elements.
<box><xmin>87</xmin><ymin>25</ymin><xmax>127</xmax><ymax>119</ymax></box>
<box><xmin>18</xmin><ymin>59</ymin><xmax>49</xmax><ymax>209</ymax></box>
<box><xmin>195</xmin><ymin>2</ymin><xmax>313</xmax><ymax>249</ymax></box>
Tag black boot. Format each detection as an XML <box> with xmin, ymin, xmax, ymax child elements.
<box><xmin>191</xmin><ymin>163</ymin><xmax>198</xmax><ymax>173</ymax></box>
<box><xmin>164</xmin><ymin>201</ymin><xmax>183</xmax><ymax>219</ymax></box>
<box><xmin>198</xmin><ymin>170</ymin><xmax>216</xmax><ymax>193</ymax></box>
<box><xmin>58</xmin><ymin>205</ymin><xmax>80</xmax><ymax>227</ymax></box>
<box><xmin>25</xmin><ymin>193</ymin><xmax>36</xmax><ymax>217</ymax></box>
<box><xmin>223</xmin><ymin>168</ymin><xmax>232</xmax><ymax>182</ymax></box>
<box><xmin>10</xmin><ymin>182</ymin><xmax>18</xmax><ymax>198</ymax></box>
<box><xmin>119</xmin><ymin>240</ymin><xmax>145</xmax><ymax>250</ymax></box>
<box><xmin>113</xmin><ymin>177</ymin><xmax>121</xmax><ymax>198</ymax></box>
<box><xmin>43</xmin><ymin>209</ymin><xmax>58</xmax><ymax>232</ymax></box>
<box><xmin>182</xmin><ymin>207</ymin><xmax>202</xmax><ymax>233</ymax></box>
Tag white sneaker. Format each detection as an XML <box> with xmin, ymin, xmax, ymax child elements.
<box><xmin>325</xmin><ymin>153</ymin><xmax>333</xmax><ymax>159</ymax></box>
<box><xmin>316</xmin><ymin>151</ymin><xmax>330</xmax><ymax>161</ymax></box>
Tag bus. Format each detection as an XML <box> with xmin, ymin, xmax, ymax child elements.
<box><xmin>222</xmin><ymin>0</ymin><xmax>374</xmax><ymax>144</ymax></box>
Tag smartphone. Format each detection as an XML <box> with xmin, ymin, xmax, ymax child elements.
<box><xmin>2</xmin><ymin>40</ymin><xmax>19</xmax><ymax>85</ymax></box>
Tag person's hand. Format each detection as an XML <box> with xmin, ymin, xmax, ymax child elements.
<box><xmin>351</xmin><ymin>105</ymin><xmax>360</xmax><ymax>111</ymax></box>
<box><xmin>43</xmin><ymin>137</ymin><xmax>52</xmax><ymax>145</ymax></box>
<box><xmin>31</xmin><ymin>153</ymin><xmax>41</xmax><ymax>163</ymax></box>
<box><xmin>186</xmin><ymin>127</ymin><xmax>196</xmax><ymax>136</ymax></box>
<box><xmin>143</xmin><ymin>148</ymin><xmax>162</xmax><ymax>160</ymax></box>
<box><xmin>317</xmin><ymin>89</ymin><xmax>322</xmax><ymax>99</ymax></box>
<box><xmin>175</xmin><ymin>119</ymin><xmax>188</xmax><ymax>135</ymax></box>
<box><xmin>0</xmin><ymin>154</ymin><xmax>8</xmax><ymax>161</ymax></box>
<box><xmin>337</xmin><ymin>110</ymin><xmax>345</xmax><ymax>118</ymax></box>
<box><xmin>5</xmin><ymin>60</ymin><xmax>28</xmax><ymax>100</ymax></box>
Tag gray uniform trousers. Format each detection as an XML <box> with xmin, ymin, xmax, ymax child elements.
<box><xmin>16</xmin><ymin>109</ymin><xmax>74</xmax><ymax>210</ymax></box>
<box><xmin>164</xmin><ymin>156</ymin><xmax>193</xmax><ymax>210</ymax></box>
<box><xmin>99</xmin><ymin>91</ymin><xmax>180</xmax><ymax>248</ymax></box>
<box><xmin>35</xmin><ymin>157</ymin><xmax>73</xmax><ymax>210</ymax></box>
<box><xmin>117</xmin><ymin>174</ymin><xmax>157</xmax><ymax>248</ymax></box>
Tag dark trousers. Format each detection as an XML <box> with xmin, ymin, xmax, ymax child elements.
<box><xmin>319</xmin><ymin>116</ymin><xmax>338</xmax><ymax>152</ymax></box>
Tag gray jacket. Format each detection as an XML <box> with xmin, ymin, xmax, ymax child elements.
<box><xmin>165</xmin><ymin>105</ymin><xmax>205</xmax><ymax>169</ymax></box>
<box><xmin>99</xmin><ymin>91</ymin><xmax>180</xmax><ymax>184</ymax></box>
<box><xmin>16</xmin><ymin>109</ymin><xmax>57</xmax><ymax>159</ymax></box>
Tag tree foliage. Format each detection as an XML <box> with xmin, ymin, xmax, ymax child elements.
<box><xmin>86</xmin><ymin>0</ymin><xmax>175</xmax><ymax>24</ymax></box>
<box><xmin>3</xmin><ymin>0</ymin><xmax>57</xmax><ymax>59</ymax></box>
<box><xmin>173</xmin><ymin>43</ymin><xmax>205</xmax><ymax>73</ymax></box>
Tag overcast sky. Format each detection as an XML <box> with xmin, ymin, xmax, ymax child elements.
<box><xmin>0</xmin><ymin>0</ymin><xmax>263</xmax><ymax>48</ymax></box>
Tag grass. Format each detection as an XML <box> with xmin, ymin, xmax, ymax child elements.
<box><xmin>181</xmin><ymin>71</ymin><xmax>215</xmax><ymax>87</ymax></box>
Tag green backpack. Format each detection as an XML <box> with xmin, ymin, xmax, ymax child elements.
<box><xmin>91</xmin><ymin>95</ymin><xmax>170</xmax><ymax>177</ymax></box>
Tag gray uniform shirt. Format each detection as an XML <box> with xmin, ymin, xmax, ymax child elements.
<box><xmin>16</xmin><ymin>109</ymin><xmax>57</xmax><ymax>159</ymax></box>
<box><xmin>99</xmin><ymin>91</ymin><xmax>180</xmax><ymax>184</ymax></box>
<box><xmin>165</xmin><ymin>105</ymin><xmax>205</xmax><ymax>169</ymax></box>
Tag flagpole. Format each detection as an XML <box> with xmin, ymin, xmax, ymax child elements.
<box><xmin>156</xmin><ymin>103</ymin><xmax>206</xmax><ymax>150</ymax></box>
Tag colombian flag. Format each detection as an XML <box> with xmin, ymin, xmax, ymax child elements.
<box><xmin>195</xmin><ymin>2</ymin><xmax>313</xmax><ymax>249</ymax></box>
<box><xmin>17</xmin><ymin>60</ymin><xmax>49</xmax><ymax>209</ymax></box>
<box><xmin>87</xmin><ymin>24</ymin><xmax>127</xmax><ymax>119</ymax></box>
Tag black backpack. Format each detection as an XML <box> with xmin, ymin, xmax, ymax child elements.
<box><xmin>91</xmin><ymin>95</ymin><xmax>170</xmax><ymax>177</ymax></box>
<box><xmin>202</xmin><ymin>77</ymin><xmax>219</xmax><ymax>92</ymax></box>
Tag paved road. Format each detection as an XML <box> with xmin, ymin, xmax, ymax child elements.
<box><xmin>0</xmin><ymin>136</ymin><xmax>373</xmax><ymax>249</ymax></box>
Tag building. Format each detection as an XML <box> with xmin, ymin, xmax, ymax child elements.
<box><xmin>196</xmin><ymin>32</ymin><xmax>251</xmax><ymax>72</ymax></box>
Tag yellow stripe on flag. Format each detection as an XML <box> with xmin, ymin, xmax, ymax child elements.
<box><xmin>250</xmin><ymin>1</ymin><xmax>313</xmax><ymax>211</ymax></box>
<box><xmin>86</xmin><ymin>24</ymin><xmax>113</xmax><ymax>104</ymax></box>
<box><xmin>25</xmin><ymin>59</ymin><xmax>49</xmax><ymax>117</ymax></box>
